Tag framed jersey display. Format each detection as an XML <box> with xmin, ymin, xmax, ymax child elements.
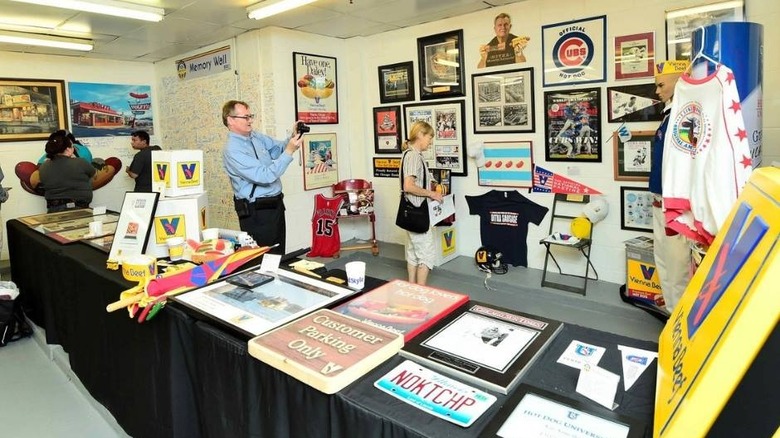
<box><xmin>543</xmin><ymin>88</ymin><xmax>602</xmax><ymax>162</ymax></box>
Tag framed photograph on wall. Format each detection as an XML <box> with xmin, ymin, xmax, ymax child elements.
<box><xmin>665</xmin><ymin>1</ymin><xmax>744</xmax><ymax>60</ymax></box>
<box><xmin>69</xmin><ymin>82</ymin><xmax>154</xmax><ymax>137</ymax></box>
<box><xmin>373</xmin><ymin>106</ymin><xmax>403</xmax><ymax>154</ymax></box>
<box><xmin>472</xmin><ymin>68</ymin><xmax>535</xmax><ymax>134</ymax></box>
<box><xmin>620</xmin><ymin>186</ymin><xmax>654</xmax><ymax>232</ymax></box>
<box><xmin>614</xmin><ymin>32</ymin><xmax>655</xmax><ymax>80</ymax></box>
<box><xmin>543</xmin><ymin>88</ymin><xmax>601</xmax><ymax>162</ymax></box>
<box><xmin>403</xmin><ymin>100</ymin><xmax>467</xmax><ymax>176</ymax></box>
<box><xmin>0</xmin><ymin>78</ymin><xmax>68</xmax><ymax>142</ymax></box>
<box><xmin>417</xmin><ymin>30</ymin><xmax>465</xmax><ymax>100</ymax></box>
<box><xmin>477</xmin><ymin>141</ymin><xmax>533</xmax><ymax>188</ymax></box>
<box><xmin>606</xmin><ymin>84</ymin><xmax>664</xmax><ymax>123</ymax></box>
<box><xmin>293</xmin><ymin>52</ymin><xmax>338</xmax><ymax>124</ymax></box>
<box><xmin>541</xmin><ymin>15</ymin><xmax>606</xmax><ymax>87</ymax></box>
<box><xmin>302</xmin><ymin>132</ymin><xmax>338</xmax><ymax>190</ymax></box>
<box><xmin>378</xmin><ymin>61</ymin><xmax>415</xmax><ymax>104</ymax></box>
<box><xmin>613</xmin><ymin>130</ymin><xmax>654</xmax><ymax>181</ymax></box>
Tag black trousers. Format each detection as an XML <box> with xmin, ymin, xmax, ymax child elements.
<box><xmin>238</xmin><ymin>200</ymin><xmax>286</xmax><ymax>255</ymax></box>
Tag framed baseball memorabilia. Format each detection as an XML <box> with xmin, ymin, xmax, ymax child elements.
<box><xmin>543</xmin><ymin>88</ymin><xmax>602</xmax><ymax>162</ymax></box>
<box><xmin>477</xmin><ymin>141</ymin><xmax>533</xmax><ymax>188</ymax></box>
<box><xmin>471</xmin><ymin>67</ymin><xmax>535</xmax><ymax>134</ymax></box>
<box><xmin>373</xmin><ymin>106</ymin><xmax>403</xmax><ymax>154</ymax></box>
<box><xmin>665</xmin><ymin>1</ymin><xmax>744</xmax><ymax>60</ymax></box>
<box><xmin>302</xmin><ymin>133</ymin><xmax>338</xmax><ymax>190</ymax></box>
<box><xmin>378</xmin><ymin>61</ymin><xmax>415</xmax><ymax>104</ymax></box>
<box><xmin>293</xmin><ymin>52</ymin><xmax>338</xmax><ymax>124</ymax></box>
<box><xmin>403</xmin><ymin>100</ymin><xmax>467</xmax><ymax>176</ymax></box>
<box><xmin>606</xmin><ymin>84</ymin><xmax>664</xmax><ymax>123</ymax></box>
<box><xmin>620</xmin><ymin>186</ymin><xmax>654</xmax><ymax>232</ymax></box>
<box><xmin>541</xmin><ymin>15</ymin><xmax>606</xmax><ymax>87</ymax></box>
<box><xmin>417</xmin><ymin>30</ymin><xmax>466</xmax><ymax>100</ymax></box>
<box><xmin>613</xmin><ymin>130</ymin><xmax>654</xmax><ymax>181</ymax></box>
<box><xmin>614</xmin><ymin>32</ymin><xmax>655</xmax><ymax>80</ymax></box>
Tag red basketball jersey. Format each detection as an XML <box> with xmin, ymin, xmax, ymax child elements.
<box><xmin>307</xmin><ymin>194</ymin><xmax>343</xmax><ymax>257</ymax></box>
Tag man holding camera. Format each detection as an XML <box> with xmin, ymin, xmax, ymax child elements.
<box><xmin>221</xmin><ymin>100</ymin><xmax>304</xmax><ymax>254</ymax></box>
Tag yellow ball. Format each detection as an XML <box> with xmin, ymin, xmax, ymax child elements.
<box><xmin>570</xmin><ymin>217</ymin><xmax>592</xmax><ymax>239</ymax></box>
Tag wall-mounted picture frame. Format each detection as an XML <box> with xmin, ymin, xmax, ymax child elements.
<box><xmin>620</xmin><ymin>186</ymin><xmax>654</xmax><ymax>232</ymax></box>
<box><xmin>477</xmin><ymin>141</ymin><xmax>533</xmax><ymax>188</ymax></box>
<box><xmin>665</xmin><ymin>1</ymin><xmax>744</xmax><ymax>60</ymax></box>
<box><xmin>417</xmin><ymin>30</ymin><xmax>465</xmax><ymax>100</ymax></box>
<box><xmin>541</xmin><ymin>15</ymin><xmax>606</xmax><ymax>87</ymax></box>
<box><xmin>302</xmin><ymin>132</ymin><xmax>338</xmax><ymax>190</ymax></box>
<box><xmin>0</xmin><ymin>78</ymin><xmax>68</xmax><ymax>142</ymax></box>
<box><xmin>614</xmin><ymin>131</ymin><xmax>654</xmax><ymax>181</ymax></box>
<box><xmin>109</xmin><ymin>191</ymin><xmax>160</xmax><ymax>263</ymax></box>
<box><xmin>472</xmin><ymin>67</ymin><xmax>535</xmax><ymax>134</ymax></box>
<box><xmin>293</xmin><ymin>52</ymin><xmax>338</xmax><ymax>124</ymax></box>
<box><xmin>615</xmin><ymin>32</ymin><xmax>655</xmax><ymax>80</ymax></box>
<box><xmin>543</xmin><ymin>88</ymin><xmax>601</xmax><ymax>163</ymax></box>
<box><xmin>403</xmin><ymin>100</ymin><xmax>467</xmax><ymax>176</ymax></box>
<box><xmin>606</xmin><ymin>83</ymin><xmax>664</xmax><ymax>123</ymax></box>
<box><xmin>373</xmin><ymin>106</ymin><xmax>403</xmax><ymax>154</ymax></box>
<box><xmin>378</xmin><ymin>61</ymin><xmax>415</xmax><ymax>104</ymax></box>
<box><xmin>69</xmin><ymin>82</ymin><xmax>153</xmax><ymax>137</ymax></box>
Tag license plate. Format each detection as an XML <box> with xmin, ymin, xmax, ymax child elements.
<box><xmin>374</xmin><ymin>360</ymin><xmax>497</xmax><ymax>427</ymax></box>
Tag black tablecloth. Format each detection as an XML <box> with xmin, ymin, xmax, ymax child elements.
<box><xmin>7</xmin><ymin>219</ymin><xmax>657</xmax><ymax>438</ymax></box>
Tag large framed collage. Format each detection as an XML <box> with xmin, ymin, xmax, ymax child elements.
<box><xmin>403</xmin><ymin>99</ymin><xmax>467</xmax><ymax>176</ymax></box>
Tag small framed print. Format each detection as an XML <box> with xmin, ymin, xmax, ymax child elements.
<box><xmin>302</xmin><ymin>132</ymin><xmax>338</xmax><ymax>190</ymax></box>
<box><xmin>614</xmin><ymin>32</ymin><xmax>655</xmax><ymax>80</ymax></box>
<box><xmin>472</xmin><ymin>67</ymin><xmax>535</xmax><ymax>134</ymax></box>
<box><xmin>614</xmin><ymin>131</ymin><xmax>654</xmax><ymax>181</ymax></box>
<box><xmin>665</xmin><ymin>1</ymin><xmax>744</xmax><ymax>60</ymax></box>
<box><xmin>543</xmin><ymin>87</ymin><xmax>602</xmax><ymax>162</ymax></box>
<box><xmin>373</xmin><ymin>106</ymin><xmax>403</xmax><ymax>154</ymax></box>
<box><xmin>606</xmin><ymin>84</ymin><xmax>664</xmax><ymax>123</ymax></box>
<box><xmin>109</xmin><ymin>192</ymin><xmax>160</xmax><ymax>262</ymax></box>
<box><xmin>477</xmin><ymin>141</ymin><xmax>533</xmax><ymax>188</ymax></box>
<box><xmin>620</xmin><ymin>186</ymin><xmax>654</xmax><ymax>232</ymax></box>
<box><xmin>378</xmin><ymin>61</ymin><xmax>415</xmax><ymax>104</ymax></box>
<box><xmin>417</xmin><ymin>30</ymin><xmax>466</xmax><ymax>100</ymax></box>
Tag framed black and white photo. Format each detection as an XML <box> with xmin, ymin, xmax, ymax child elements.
<box><xmin>373</xmin><ymin>106</ymin><xmax>403</xmax><ymax>154</ymax></box>
<box><xmin>403</xmin><ymin>100</ymin><xmax>467</xmax><ymax>176</ymax></box>
<box><xmin>606</xmin><ymin>84</ymin><xmax>664</xmax><ymax>123</ymax></box>
<box><xmin>543</xmin><ymin>88</ymin><xmax>602</xmax><ymax>162</ymax></box>
<box><xmin>613</xmin><ymin>130</ymin><xmax>654</xmax><ymax>181</ymax></box>
<box><xmin>472</xmin><ymin>68</ymin><xmax>535</xmax><ymax>133</ymax></box>
<box><xmin>378</xmin><ymin>61</ymin><xmax>415</xmax><ymax>104</ymax></box>
<box><xmin>620</xmin><ymin>186</ymin><xmax>654</xmax><ymax>232</ymax></box>
<box><xmin>665</xmin><ymin>1</ymin><xmax>744</xmax><ymax>60</ymax></box>
<box><xmin>417</xmin><ymin>30</ymin><xmax>465</xmax><ymax>100</ymax></box>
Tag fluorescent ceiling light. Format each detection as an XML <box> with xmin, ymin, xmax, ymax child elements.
<box><xmin>0</xmin><ymin>30</ymin><xmax>93</xmax><ymax>51</ymax></box>
<box><xmin>247</xmin><ymin>0</ymin><xmax>318</xmax><ymax>21</ymax></box>
<box><xmin>11</xmin><ymin>0</ymin><xmax>165</xmax><ymax>22</ymax></box>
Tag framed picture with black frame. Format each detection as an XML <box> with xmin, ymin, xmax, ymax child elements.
<box><xmin>665</xmin><ymin>1</ymin><xmax>744</xmax><ymax>61</ymax></box>
<box><xmin>472</xmin><ymin>67</ymin><xmax>535</xmax><ymax>134</ymax></box>
<box><xmin>417</xmin><ymin>30</ymin><xmax>465</xmax><ymax>100</ymax></box>
<box><xmin>620</xmin><ymin>186</ymin><xmax>654</xmax><ymax>232</ymax></box>
<box><xmin>378</xmin><ymin>61</ymin><xmax>415</xmax><ymax>104</ymax></box>
<box><xmin>543</xmin><ymin>87</ymin><xmax>602</xmax><ymax>163</ymax></box>
<box><xmin>109</xmin><ymin>191</ymin><xmax>160</xmax><ymax>262</ymax></box>
<box><xmin>403</xmin><ymin>100</ymin><xmax>467</xmax><ymax>176</ymax></box>
<box><xmin>613</xmin><ymin>130</ymin><xmax>654</xmax><ymax>181</ymax></box>
<box><xmin>373</xmin><ymin>106</ymin><xmax>403</xmax><ymax>154</ymax></box>
<box><xmin>0</xmin><ymin>78</ymin><xmax>68</xmax><ymax>142</ymax></box>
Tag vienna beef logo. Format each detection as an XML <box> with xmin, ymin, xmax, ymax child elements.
<box><xmin>153</xmin><ymin>162</ymin><xmax>169</xmax><ymax>186</ymax></box>
<box><xmin>551</xmin><ymin>27</ymin><xmax>594</xmax><ymax>79</ymax></box>
<box><xmin>441</xmin><ymin>230</ymin><xmax>455</xmax><ymax>256</ymax></box>
<box><xmin>640</xmin><ymin>264</ymin><xmax>656</xmax><ymax>280</ymax></box>
<box><xmin>177</xmin><ymin>161</ymin><xmax>200</xmax><ymax>187</ymax></box>
<box><xmin>155</xmin><ymin>215</ymin><xmax>186</xmax><ymax>243</ymax></box>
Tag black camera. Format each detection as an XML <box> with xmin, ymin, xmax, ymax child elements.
<box><xmin>296</xmin><ymin>121</ymin><xmax>310</xmax><ymax>135</ymax></box>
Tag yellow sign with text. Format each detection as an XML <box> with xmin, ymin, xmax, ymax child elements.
<box><xmin>176</xmin><ymin>161</ymin><xmax>201</xmax><ymax>187</ymax></box>
<box><xmin>655</xmin><ymin>168</ymin><xmax>780</xmax><ymax>437</ymax></box>
<box><xmin>152</xmin><ymin>161</ymin><xmax>170</xmax><ymax>188</ymax></box>
<box><xmin>153</xmin><ymin>215</ymin><xmax>187</xmax><ymax>244</ymax></box>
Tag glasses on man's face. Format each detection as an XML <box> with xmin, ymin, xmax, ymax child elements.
<box><xmin>230</xmin><ymin>114</ymin><xmax>255</xmax><ymax>120</ymax></box>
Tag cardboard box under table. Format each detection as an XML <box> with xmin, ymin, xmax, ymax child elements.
<box><xmin>624</xmin><ymin>236</ymin><xmax>664</xmax><ymax>308</ymax></box>
<box><xmin>147</xmin><ymin>192</ymin><xmax>208</xmax><ymax>258</ymax></box>
<box><xmin>152</xmin><ymin>149</ymin><xmax>204</xmax><ymax>198</ymax></box>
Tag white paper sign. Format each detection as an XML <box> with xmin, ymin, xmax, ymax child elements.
<box><xmin>428</xmin><ymin>194</ymin><xmax>455</xmax><ymax>224</ymax></box>
<box><xmin>557</xmin><ymin>340</ymin><xmax>606</xmax><ymax>370</ymax></box>
<box><xmin>259</xmin><ymin>253</ymin><xmax>281</xmax><ymax>274</ymax></box>
<box><xmin>618</xmin><ymin>345</ymin><xmax>658</xmax><ymax>391</ymax></box>
<box><xmin>576</xmin><ymin>364</ymin><xmax>621</xmax><ymax>410</ymax></box>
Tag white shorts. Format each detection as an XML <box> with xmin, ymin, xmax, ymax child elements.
<box><xmin>405</xmin><ymin>229</ymin><xmax>435</xmax><ymax>269</ymax></box>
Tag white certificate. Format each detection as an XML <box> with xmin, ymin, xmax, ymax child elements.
<box><xmin>428</xmin><ymin>194</ymin><xmax>455</xmax><ymax>224</ymax></box>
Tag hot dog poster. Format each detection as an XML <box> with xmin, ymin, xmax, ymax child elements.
<box><xmin>477</xmin><ymin>141</ymin><xmax>533</xmax><ymax>188</ymax></box>
<box><xmin>68</xmin><ymin>82</ymin><xmax>153</xmax><ymax>137</ymax></box>
<box><xmin>293</xmin><ymin>52</ymin><xmax>338</xmax><ymax>124</ymax></box>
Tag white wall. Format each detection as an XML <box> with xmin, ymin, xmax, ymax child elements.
<box><xmin>2</xmin><ymin>0</ymin><xmax>778</xmax><ymax>285</ymax></box>
<box><xmin>0</xmin><ymin>52</ymin><xmax>156</xmax><ymax>259</ymax></box>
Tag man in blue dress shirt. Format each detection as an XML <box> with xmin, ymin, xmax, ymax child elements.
<box><xmin>221</xmin><ymin>100</ymin><xmax>303</xmax><ymax>254</ymax></box>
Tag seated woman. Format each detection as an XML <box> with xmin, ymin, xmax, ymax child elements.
<box><xmin>38</xmin><ymin>133</ymin><xmax>96</xmax><ymax>212</ymax></box>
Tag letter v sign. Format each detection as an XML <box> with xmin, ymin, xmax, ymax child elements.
<box><xmin>640</xmin><ymin>264</ymin><xmax>655</xmax><ymax>280</ymax></box>
<box><xmin>155</xmin><ymin>163</ymin><xmax>168</xmax><ymax>180</ymax></box>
